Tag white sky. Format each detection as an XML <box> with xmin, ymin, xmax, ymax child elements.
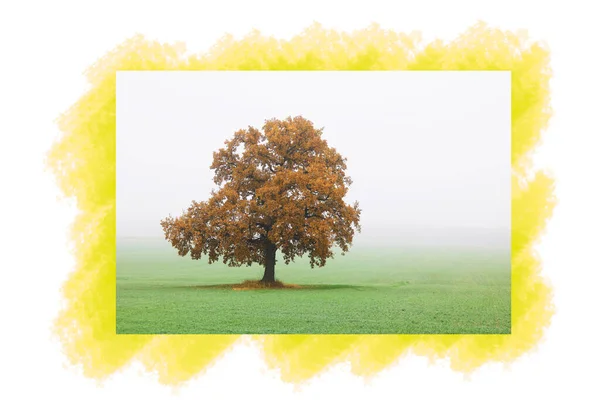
<box><xmin>116</xmin><ymin>71</ymin><xmax>510</xmax><ymax>247</ymax></box>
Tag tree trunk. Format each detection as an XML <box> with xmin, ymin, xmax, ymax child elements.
<box><xmin>261</xmin><ymin>241</ymin><xmax>277</xmax><ymax>283</ymax></box>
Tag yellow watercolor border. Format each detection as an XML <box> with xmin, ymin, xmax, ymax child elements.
<box><xmin>47</xmin><ymin>22</ymin><xmax>555</xmax><ymax>385</ymax></box>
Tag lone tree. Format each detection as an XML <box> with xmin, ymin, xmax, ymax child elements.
<box><xmin>161</xmin><ymin>116</ymin><xmax>361</xmax><ymax>283</ymax></box>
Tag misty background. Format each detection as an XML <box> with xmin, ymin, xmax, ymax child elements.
<box><xmin>116</xmin><ymin>71</ymin><xmax>510</xmax><ymax>249</ymax></box>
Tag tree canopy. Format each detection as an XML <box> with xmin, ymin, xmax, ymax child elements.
<box><xmin>161</xmin><ymin>115</ymin><xmax>361</xmax><ymax>282</ymax></box>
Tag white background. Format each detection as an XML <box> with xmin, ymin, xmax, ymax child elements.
<box><xmin>1</xmin><ymin>1</ymin><xmax>599</xmax><ymax>399</ymax></box>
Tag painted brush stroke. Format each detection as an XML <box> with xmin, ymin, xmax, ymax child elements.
<box><xmin>47</xmin><ymin>22</ymin><xmax>554</xmax><ymax>384</ymax></box>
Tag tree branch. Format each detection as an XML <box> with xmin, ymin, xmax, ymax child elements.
<box><xmin>304</xmin><ymin>207</ymin><xmax>325</xmax><ymax>219</ymax></box>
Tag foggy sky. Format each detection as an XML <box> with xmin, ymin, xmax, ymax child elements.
<box><xmin>116</xmin><ymin>71</ymin><xmax>510</xmax><ymax>248</ymax></box>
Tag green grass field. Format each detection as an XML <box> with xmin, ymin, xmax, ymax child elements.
<box><xmin>116</xmin><ymin>238</ymin><xmax>510</xmax><ymax>334</ymax></box>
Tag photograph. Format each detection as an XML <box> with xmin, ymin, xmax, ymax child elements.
<box><xmin>116</xmin><ymin>71</ymin><xmax>511</xmax><ymax>334</ymax></box>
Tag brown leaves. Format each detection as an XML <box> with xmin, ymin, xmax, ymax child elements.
<box><xmin>161</xmin><ymin>116</ymin><xmax>361</xmax><ymax>269</ymax></box>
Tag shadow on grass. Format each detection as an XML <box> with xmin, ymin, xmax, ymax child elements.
<box><xmin>121</xmin><ymin>280</ymin><xmax>411</xmax><ymax>291</ymax></box>
<box><xmin>174</xmin><ymin>282</ymin><xmax>369</xmax><ymax>291</ymax></box>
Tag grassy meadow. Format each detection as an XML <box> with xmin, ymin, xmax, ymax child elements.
<box><xmin>116</xmin><ymin>238</ymin><xmax>510</xmax><ymax>334</ymax></box>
